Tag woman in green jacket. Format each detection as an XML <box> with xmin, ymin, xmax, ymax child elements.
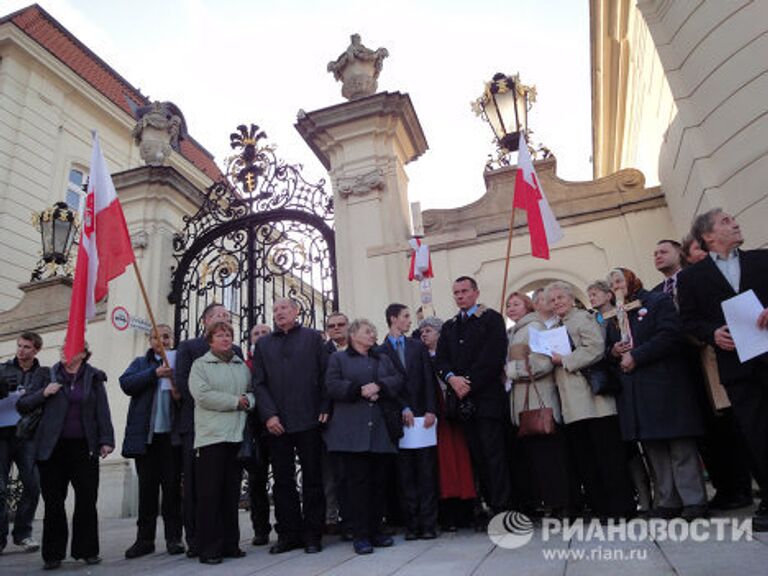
<box><xmin>189</xmin><ymin>322</ymin><xmax>254</xmax><ymax>564</ymax></box>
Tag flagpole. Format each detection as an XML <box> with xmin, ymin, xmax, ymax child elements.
<box><xmin>500</xmin><ymin>208</ymin><xmax>517</xmax><ymax>313</ymax></box>
<box><xmin>131</xmin><ymin>261</ymin><xmax>180</xmax><ymax>400</ymax></box>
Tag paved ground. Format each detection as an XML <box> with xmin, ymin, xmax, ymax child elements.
<box><xmin>1</xmin><ymin>507</ymin><xmax>767</xmax><ymax>575</ymax></box>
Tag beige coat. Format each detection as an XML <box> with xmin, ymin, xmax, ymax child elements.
<box><xmin>506</xmin><ymin>313</ymin><xmax>562</xmax><ymax>425</ymax></box>
<box><xmin>554</xmin><ymin>308</ymin><xmax>616</xmax><ymax>424</ymax></box>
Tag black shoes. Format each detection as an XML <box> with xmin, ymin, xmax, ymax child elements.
<box><xmin>43</xmin><ymin>560</ymin><xmax>61</xmax><ymax>570</ymax></box>
<box><xmin>421</xmin><ymin>529</ymin><xmax>438</xmax><ymax>540</ymax></box>
<box><xmin>353</xmin><ymin>539</ymin><xmax>373</xmax><ymax>555</ymax></box>
<box><xmin>166</xmin><ymin>540</ymin><xmax>185</xmax><ymax>555</ymax></box>
<box><xmin>681</xmin><ymin>505</ymin><xmax>709</xmax><ymax>522</ymax></box>
<box><xmin>708</xmin><ymin>492</ymin><xmax>753</xmax><ymax>511</ymax></box>
<box><xmin>199</xmin><ymin>556</ymin><xmax>222</xmax><ymax>564</ymax></box>
<box><xmin>371</xmin><ymin>534</ymin><xmax>394</xmax><ymax>547</ymax></box>
<box><xmin>268</xmin><ymin>539</ymin><xmax>303</xmax><ymax>554</ymax></box>
<box><xmin>224</xmin><ymin>548</ymin><xmax>246</xmax><ymax>558</ymax></box>
<box><xmin>84</xmin><ymin>556</ymin><xmax>102</xmax><ymax>565</ymax></box>
<box><xmin>125</xmin><ymin>540</ymin><xmax>155</xmax><ymax>559</ymax></box>
<box><xmin>304</xmin><ymin>541</ymin><xmax>323</xmax><ymax>554</ymax></box>
<box><xmin>251</xmin><ymin>533</ymin><xmax>269</xmax><ymax>546</ymax></box>
<box><xmin>404</xmin><ymin>529</ymin><xmax>420</xmax><ymax>541</ymax></box>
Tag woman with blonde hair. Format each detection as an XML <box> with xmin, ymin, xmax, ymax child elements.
<box><xmin>324</xmin><ymin>319</ymin><xmax>403</xmax><ymax>555</ymax></box>
<box><xmin>546</xmin><ymin>281</ymin><xmax>634</xmax><ymax>519</ymax></box>
<box><xmin>505</xmin><ymin>291</ymin><xmax>570</xmax><ymax>515</ymax></box>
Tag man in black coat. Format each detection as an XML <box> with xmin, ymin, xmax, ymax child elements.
<box><xmin>653</xmin><ymin>238</ymin><xmax>753</xmax><ymax>511</ymax></box>
<box><xmin>435</xmin><ymin>276</ymin><xmax>510</xmax><ymax>515</ymax></box>
<box><xmin>0</xmin><ymin>332</ymin><xmax>45</xmax><ymax>554</ymax></box>
<box><xmin>677</xmin><ymin>208</ymin><xmax>768</xmax><ymax>532</ymax></box>
<box><xmin>321</xmin><ymin>312</ymin><xmax>349</xmax><ymax>537</ymax></box>
<box><xmin>173</xmin><ymin>303</ymin><xmax>242</xmax><ymax>557</ymax></box>
<box><xmin>378</xmin><ymin>303</ymin><xmax>438</xmax><ymax>540</ymax></box>
<box><xmin>119</xmin><ymin>325</ymin><xmax>184</xmax><ymax>558</ymax></box>
<box><xmin>253</xmin><ymin>298</ymin><xmax>329</xmax><ymax>554</ymax></box>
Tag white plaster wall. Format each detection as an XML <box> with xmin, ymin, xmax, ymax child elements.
<box><xmin>638</xmin><ymin>0</ymin><xmax>768</xmax><ymax>247</ymax></box>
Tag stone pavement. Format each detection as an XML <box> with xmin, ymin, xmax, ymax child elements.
<box><xmin>1</xmin><ymin>508</ymin><xmax>767</xmax><ymax>575</ymax></box>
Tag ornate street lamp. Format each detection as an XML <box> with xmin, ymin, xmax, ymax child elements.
<box><xmin>31</xmin><ymin>201</ymin><xmax>79</xmax><ymax>281</ymax></box>
<box><xmin>473</xmin><ymin>72</ymin><xmax>536</xmax><ymax>153</ymax></box>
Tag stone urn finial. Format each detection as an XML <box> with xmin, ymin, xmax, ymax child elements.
<box><xmin>132</xmin><ymin>101</ymin><xmax>188</xmax><ymax>166</ymax></box>
<box><xmin>327</xmin><ymin>34</ymin><xmax>389</xmax><ymax>100</ymax></box>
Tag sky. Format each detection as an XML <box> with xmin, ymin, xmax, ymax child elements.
<box><xmin>5</xmin><ymin>0</ymin><xmax>593</xmax><ymax>211</ymax></box>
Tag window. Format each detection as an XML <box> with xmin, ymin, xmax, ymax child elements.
<box><xmin>65</xmin><ymin>168</ymin><xmax>87</xmax><ymax>214</ymax></box>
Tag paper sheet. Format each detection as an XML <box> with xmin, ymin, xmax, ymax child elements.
<box><xmin>528</xmin><ymin>326</ymin><xmax>571</xmax><ymax>357</ymax></box>
<box><xmin>159</xmin><ymin>350</ymin><xmax>176</xmax><ymax>391</ymax></box>
<box><xmin>398</xmin><ymin>416</ymin><xmax>437</xmax><ymax>449</ymax></box>
<box><xmin>0</xmin><ymin>391</ymin><xmax>22</xmax><ymax>427</ymax></box>
<box><xmin>721</xmin><ymin>290</ymin><xmax>768</xmax><ymax>363</ymax></box>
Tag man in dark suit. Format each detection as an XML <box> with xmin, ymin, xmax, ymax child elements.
<box><xmin>173</xmin><ymin>303</ymin><xmax>242</xmax><ymax>557</ymax></box>
<box><xmin>378</xmin><ymin>303</ymin><xmax>438</xmax><ymax>539</ymax></box>
<box><xmin>654</xmin><ymin>238</ymin><xmax>753</xmax><ymax>511</ymax></box>
<box><xmin>435</xmin><ymin>276</ymin><xmax>510</xmax><ymax>516</ymax></box>
<box><xmin>677</xmin><ymin>208</ymin><xmax>768</xmax><ymax>532</ymax></box>
<box><xmin>321</xmin><ymin>312</ymin><xmax>349</xmax><ymax>538</ymax></box>
<box><xmin>253</xmin><ymin>298</ymin><xmax>329</xmax><ymax>554</ymax></box>
<box><xmin>652</xmin><ymin>239</ymin><xmax>686</xmax><ymax>304</ymax></box>
<box><xmin>324</xmin><ymin>312</ymin><xmax>349</xmax><ymax>355</ymax></box>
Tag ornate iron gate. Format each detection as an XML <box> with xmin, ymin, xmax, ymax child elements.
<box><xmin>169</xmin><ymin>124</ymin><xmax>337</xmax><ymax>344</ymax></box>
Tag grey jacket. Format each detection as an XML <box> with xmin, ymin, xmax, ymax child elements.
<box><xmin>17</xmin><ymin>362</ymin><xmax>114</xmax><ymax>461</ymax></box>
<box><xmin>323</xmin><ymin>347</ymin><xmax>403</xmax><ymax>454</ymax></box>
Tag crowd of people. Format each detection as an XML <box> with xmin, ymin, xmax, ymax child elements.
<box><xmin>0</xmin><ymin>207</ymin><xmax>767</xmax><ymax>569</ymax></box>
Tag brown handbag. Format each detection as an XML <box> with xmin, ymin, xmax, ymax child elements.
<box><xmin>514</xmin><ymin>345</ymin><xmax>556</xmax><ymax>437</ymax></box>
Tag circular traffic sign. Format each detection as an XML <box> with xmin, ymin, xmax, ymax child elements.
<box><xmin>111</xmin><ymin>306</ymin><xmax>130</xmax><ymax>331</ymax></box>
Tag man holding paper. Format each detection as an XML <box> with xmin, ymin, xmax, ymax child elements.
<box><xmin>378</xmin><ymin>304</ymin><xmax>438</xmax><ymax>540</ymax></box>
<box><xmin>677</xmin><ymin>208</ymin><xmax>768</xmax><ymax>532</ymax></box>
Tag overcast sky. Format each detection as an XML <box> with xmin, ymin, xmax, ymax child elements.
<box><xmin>7</xmin><ymin>0</ymin><xmax>593</xmax><ymax>210</ymax></box>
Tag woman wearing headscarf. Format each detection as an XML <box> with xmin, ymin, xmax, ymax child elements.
<box><xmin>505</xmin><ymin>291</ymin><xmax>570</xmax><ymax>516</ymax></box>
<box><xmin>606</xmin><ymin>268</ymin><xmax>707</xmax><ymax>520</ymax></box>
<box><xmin>546</xmin><ymin>281</ymin><xmax>635</xmax><ymax>519</ymax></box>
<box><xmin>17</xmin><ymin>342</ymin><xmax>114</xmax><ymax>570</ymax></box>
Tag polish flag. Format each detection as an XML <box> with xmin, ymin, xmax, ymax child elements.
<box><xmin>513</xmin><ymin>132</ymin><xmax>563</xmax><ymax>259</ymax></box>
<box><xmin>64</xmin><ymin>132</ymin><xmax>135</xmax><ymax>362</ymax></box>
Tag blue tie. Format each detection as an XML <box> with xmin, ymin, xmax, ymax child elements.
<box><xmin>396</xmin><ymin>339</ymin><xmax>406</xmax><ymax>368</ymax></box>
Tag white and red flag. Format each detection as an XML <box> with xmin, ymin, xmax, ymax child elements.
<box><xmin>408</xmin><ymin>238</ymin><xmax>433</xmax><ymax>281</ymax></box>
<box><xmin>513</xmin><ymin>132</ymin><xmax>563</xmax><ymax>259</ymax></box>
<box><xmin>64</xmin><ymin>132</ymin><xmax>135</xmax><ymax>362</ymax></box>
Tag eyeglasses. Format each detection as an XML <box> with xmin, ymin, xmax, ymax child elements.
<box><xmin>327</xmin><ymin>322</ymin><xmax>347</xmax><ymax>329</ymax></box>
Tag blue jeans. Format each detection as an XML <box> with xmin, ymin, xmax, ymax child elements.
<box><xmin>0</xmin><ymin>432</ymin><xmax>40</xmax><ymax>545</ymax></box>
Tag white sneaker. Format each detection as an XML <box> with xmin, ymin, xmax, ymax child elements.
<box><xmin>18</xmin><ymin>537</ymin><xmax>40</xmax><ymax>552</ymax></box>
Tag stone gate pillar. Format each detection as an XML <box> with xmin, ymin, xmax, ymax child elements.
<box><xmin>296</xmin><ymin>92</ymin><xmax>428</xmax><ymax>328</ymax></box>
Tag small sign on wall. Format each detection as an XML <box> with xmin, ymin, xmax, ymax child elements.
<box><xmin>111</xmin><ymin>306</ymin><xmax>130</xmax><ymax>331</ymax></box>
<box><xmin>111</xmin><ymin>306</ymin><xmax>153</xmax><ymax>334</ymax></box>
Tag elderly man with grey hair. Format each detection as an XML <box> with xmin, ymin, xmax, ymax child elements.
<box><xmin>677</xmin><ymin>208</ymin><xmax>768</xmax><ymax>532</ymax></box>
<box><xmin>252</xmin><ymin>298</ymin><xmax>330</xmax><ymax>553</ymax></box>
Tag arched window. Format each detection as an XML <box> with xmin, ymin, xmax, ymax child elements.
<box><xmin>65</xmin><ymin>167</ymin><xmax>87</xmax><ymax>214</ymax></box>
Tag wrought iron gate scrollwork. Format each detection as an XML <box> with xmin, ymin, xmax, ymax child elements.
<box><xmin>169</xmin><ymin>123</ymin><xmax>337</xmax><ymax>344</ymax></box>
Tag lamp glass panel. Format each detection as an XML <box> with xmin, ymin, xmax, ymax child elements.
<box><xmin>494</xmin><ymin>88</ymin><xmax>519</xmax><ymax>137</ymax></box>
<box><xmin>41</xmin><ymin>218</ymin><xmax>53</xmax><ymax>257</ymax></box>
<box><xmin>53</xmin><ymin>218</ymin><xmax>71</xmax><ymax>257</ymax></box>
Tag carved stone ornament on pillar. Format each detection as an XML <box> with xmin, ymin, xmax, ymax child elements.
<box><xmin>327</xmin><ymin>34</ymin><xmax>389</xmax><ymax>100</ymax></box>
<box><xmin>132</xmin><ymin>101</ymin><xmax>188</xmax><ymax>166</ymax></box>
<box><xmin>335</xmin><ymin>169</ymin><xmax>386</xmax><ymax>198</ymax></box>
